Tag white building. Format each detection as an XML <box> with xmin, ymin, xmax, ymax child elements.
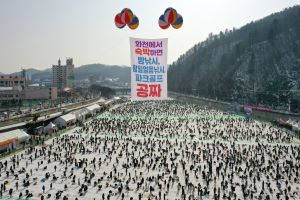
<box><xmin>52</xmin><ymin>58</ymin><xmax>75</xmax><ymax>89</ymax></box>
<box><xmin>24</xmin><ymin>86</ymin><xmax>58</xmax><ymax>100</ymax></box>
<box><xmin>0</xmin><ymin>86</ymin><xmax>24</xmax><ymax>101</ymax></box>
<box><xmin>0</xmin><ymin>75</ymin><xmax>25</xmax><ymax>88</ymax></box>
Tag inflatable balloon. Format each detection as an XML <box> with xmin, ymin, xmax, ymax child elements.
<box><xmin>115</xmin><ymin>13</ymin><xmax>125</xmax><ymax>29</ymax></box>
<box><xmin>159</xmin><ymin>15</ymin><xmax>170</xmax><ymax>29</ymax></box>
<box><xmin>121</xmin><ymin>8</ymin><xmax>134</xmax><ymax>25</ymax></box>
<box><xmin>158</xmin><ymin>8</ymin><xmax>183</xmax><ymax>30</ymax></box>
<box><xmin>129</xmin><ymin>15</ymin><xmax>139</xmax><ymax>30</ymax></box>
<box><xmin>164</xmin><ymin>7</ymin><xmax>177</xmax><ymax>24</ymax></box>
<box><xmin>172</xmin><ymin>14</ymin><xmax>183</xmax><ymax>29</ymax></box>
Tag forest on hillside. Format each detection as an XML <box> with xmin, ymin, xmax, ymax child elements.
<box><xmin>168</xmin><ymin>6</ymin><xmax>300</xmax><ymax>111</ymax></box>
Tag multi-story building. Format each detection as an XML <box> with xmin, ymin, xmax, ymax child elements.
<box><xmin>0</xmin><ymin>86</ymin><xmax>24</xmax><ymax>101</ymax></box>
<box><xmin>24</xmin><ymin>86</ymin><xmax>57</xmax><ymax>100</ymax></box>
<box><xmin>0</xmin><ymin>86</ymin><xmax>57</xmax><ymax>102</ymax></box>
<box><xmin>0</xmin><ymin>75</ymin><xmax>58</xmax><ymax>102</ymax></box>
<box><xmin>21</xmin><ymin>69</ymin><xmax>32</xmax><ymax>85</ymax></box>
<box><xmin>0</xmin><ymin>75</ymin><xmax>25</xmax><ymax>88</ymax></box>
<box><xmin>52</xmin><ymin>58</ymin><xmax>75</xmax><ymax>90</ymax></box>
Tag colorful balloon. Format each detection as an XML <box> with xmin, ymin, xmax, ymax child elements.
<box><xmin>115</xmin><ymin>13</ymin><xmax>125</xmax><ymax>29</ymax></box>
<box><xmin>164</xmin><ymin>7</ymin><xmax>177</xmax><ymax>24</ymax></box>
<box><xmin>129</xmin><ymin>15</ymin><xmax>139</xmax><ymax>30</ymax></box>
<box><xmin>172</xmin><ymin>14</ymin><xmax>183</xmax><ymax>29</ymax></box>
<box><xmin>159</xmin><ymin>14</ymin><xmax>170</xmax><ymax>29</ymax></box>
<box><xmin>121</xmin><ymin>8</ymin><xmax>134</xmax><ymax>25</ymax></box>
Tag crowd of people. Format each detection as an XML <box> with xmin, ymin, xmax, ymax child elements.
<box><xmin>0</xmin><ymin>100</ymin><xmax>299</xmax><ymax>200</ymax></box>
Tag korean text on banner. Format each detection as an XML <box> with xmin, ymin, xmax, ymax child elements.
<box><xmin>130</xmin><ymin>38</ymin><xmax>168</xmax><ymax>101</ymax></box>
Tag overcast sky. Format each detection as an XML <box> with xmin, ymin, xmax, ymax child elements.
<box><xmin>0</xmin><ymin>0</ymin><xmax>299</xmax><ymax>73</ymax></box>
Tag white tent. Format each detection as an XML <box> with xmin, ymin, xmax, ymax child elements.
<box><xmin>113</xmin><ymin>96</ymin><xmax>121</xmax><ymax>101</ymax></box>
<box><xmin>73</xmin><ymin>109</ymin><xmax>89</xmax><ymax>121</ymax></box>
<box><xmin>97</xmin><ymin>98</ymin><xmax>106</xmax><ymax>105</ymax></box>
<box><xmin>85</xmin><ymin>104</ymin><xmax>101</xmax><ymax>115</ymax></box>
<box><xmin>54</xmin><ymin>113</ymin><xmax>76</xmax><ymax>128</ymax></box>
<box><xmin>44</xmin><ymin>122</ymin><xmax>57</xmax><ymax>134</ymax></box>
<box><xmin>0</xmin><ymin>129</ymin><xmax>30</xmax><ymax>144</ymax></box>
<box><xmin>45</xmin><ymin>122</ymin><xmax>56</xmax><ymax>129</ymax></box>
<box><xmin>104</xmin><ymin>100</ymin><xmax>114</xmax><ymax>107</ymax></box>
<box><xmin>11</xmin><ymin>129</ymin><xmax>30</xmax><ymax>143</ymax></box>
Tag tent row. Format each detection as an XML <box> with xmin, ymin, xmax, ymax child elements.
<box><xmin>0</xmin><ymin>97</ymin><xmax>125</xmax><ymax>153</ymax></box>
<box><xmin>0</xmin><ymin>103</ymin><xmax>102</xmax><ymax>152</ymax></box>
<box><xmin>53</xmin><ymin>97</ymin><xmax>124</xmax><ymax>129</ymax></box>
<box><xmin>54</xmin><ymin>104</ymin><xmax>101</xmax><ymax>129</ymax></box>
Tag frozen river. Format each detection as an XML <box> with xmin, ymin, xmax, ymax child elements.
<box><xmin>0</xmin><ymin>101</ymin><xmax>299</xmax><ymax>200</ymax></box>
